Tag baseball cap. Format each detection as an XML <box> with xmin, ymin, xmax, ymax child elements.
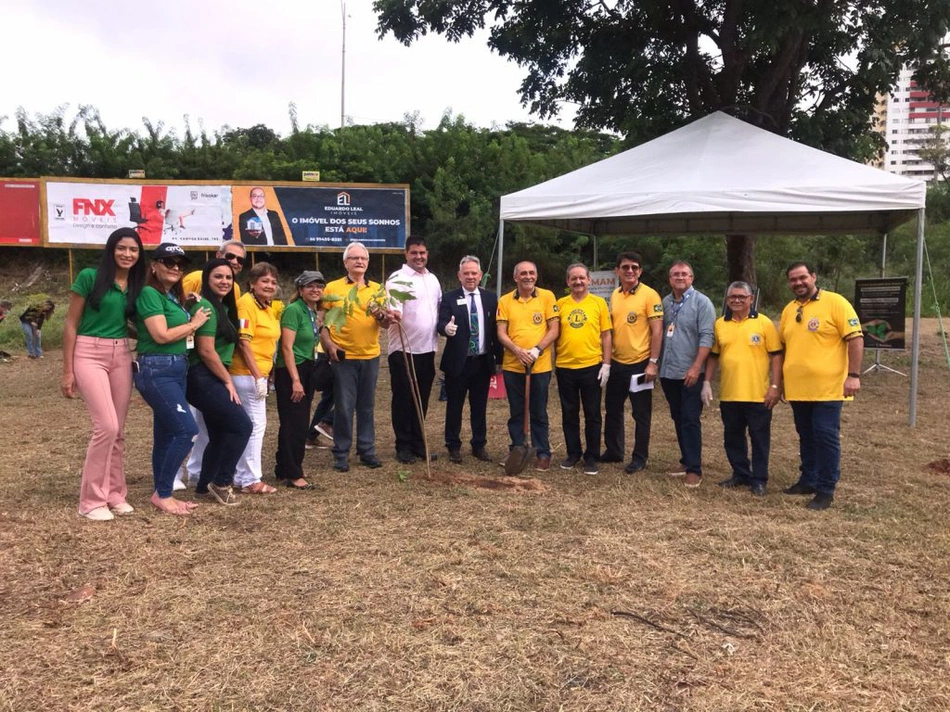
<box><xmin>152</xmin><ymin>243</ymin><xmax>190</xmax><ymax>262</ymax></box>
<box><xmin>294</xmin><ymin>270</ymin><xmax>326</xmax><ymax>287</ymax></box>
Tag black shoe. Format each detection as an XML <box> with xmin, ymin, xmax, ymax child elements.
<box><xmin>413</xmin><ymin>451</ymin><xmax>438</xmax><ymax>462</ymax></box>
<box><xmin>333</xmin><ymin>459</ymin><xmax>350</xmax><ymax>473</ymax></box>
<box><xmin>750</xmin><ymin>483</ymin><xmax>767</xmax><ymax>497</ymax></box>
<box><xmin>600</xmin><ymin>451</ymin><xmax>624</xmax><ymax>463</ymax></box>
<box><xmin>718</xmin><ymin>476</ymin><xmax>749</xmax><ymax>489</ymax></box>
<box><xmin>560</xmin><ymin>455</ymin><xmax>581</xmax><ymax>470</ymax></box>
<box><xmin>806</xmin><ymin>492</ymin><xmax>834</xmax><ymax>510</ymax></box>
<box><xmin>784</xmin><ymin>482</ymin><xmax>817</xmax><ymax>495</ymax></box>
<box><xmin>471</xmin><ymin>448</ymin><xmax>492</xmax><ymax>462</ymax></box>
<box><xmin>396</xmin><ymin>451</ymin><xmax>417</xmax><ymax>464</ymax></box>
<box><xmin>624</xmin><ymin>459</ymin><xmax>647</xmax><ymax>474</ymax></box>
<box><xmin>583</xmin><ymin>458</ymin><xmax>600</xmax><ymax>475</ymax></box>
<box><xmin>360</xmin><ymin>455</ymin><xmax>383</xmax><ymax>469</ymax></box>
<box><xmin>447</xmin><ymin>448</ymin><xmax>462</xmax><ymax>464</ymax></box>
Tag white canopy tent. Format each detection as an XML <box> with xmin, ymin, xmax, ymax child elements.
<box><xmin>498</xmin><ymin>112</ymin><xmax>928</xmax><ymax>424</ymax></box>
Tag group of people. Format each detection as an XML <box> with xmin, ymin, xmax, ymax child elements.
<box><xmin>60</xmin><ymin>230</ymin><xmax>862</xmax><ymax>521</ymax></box>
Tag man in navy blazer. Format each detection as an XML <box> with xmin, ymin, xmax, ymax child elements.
<box><xmin>437</xmin><ymin>255</ymin><xmax>502</xmax><ymax>464</ymax></box>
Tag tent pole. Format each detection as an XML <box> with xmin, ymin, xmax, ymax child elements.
<box><xmin>497</xmin><ymin>218</ymin><xmax>505</xmax><ymax>294</ymax></box>
<box><xmin>593</xmin><ymin>235</ymin><xmax>599</xmax><ymax>271</ymax></box>
<box><xmin>909</xmin><ymin>207</ymin><xmax>924</xmax><ymax>427</ymax></box>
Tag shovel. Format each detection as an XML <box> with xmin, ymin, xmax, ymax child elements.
<box><xmin>504</xmin><ymin>364</ymin><xmax>535</xmax><ymax>476</ymax></box>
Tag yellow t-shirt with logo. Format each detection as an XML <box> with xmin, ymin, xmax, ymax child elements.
<box><xmin>555</xmin><ymin>293</ymin><xmax>611</xmax><ymax>369</ymax></box>
<box><xmin>229</xmin><ymin>292</ymin><xmax>281</xmax><ymax>377</ymax></box>
<box><xmin>780</xmin><ymin>290</ymin><xmax>862</xmax><ymax>401</ymax></box>
<box><xmin>711</xmin><ymin>313</ymin><xmax>782</xmax><ymax>401</ymax></box>
<box><xmin>610</xmin><ymin>283</ymin><xmax>664</xmax><ymax>364</ymax></box>
<box><xmin>322</xmin><ymin>277</ymin><xmax>382</xmax><ymax>360</ymax></box>
<box><xmin>497</xmin><ymin>288</ymin><xmax>559</xmax><ymax>374</ymax></box>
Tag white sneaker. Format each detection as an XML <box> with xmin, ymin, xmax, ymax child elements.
<box><xmin>79</xmin><ymin>506</ymin><xmax>114</xmax><ymax>521</ymax></box>
<box><xmin>109</xmin><ymin>502</ymin><xmax>135</xmax><ymax>516</ymax></box>
<box><xmin>172</xmin><ymin>478</ymin><xmax>187</xmax><ymax>491</ymax></box>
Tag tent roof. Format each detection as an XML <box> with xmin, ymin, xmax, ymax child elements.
<box><xmin>500</xmin><ymin>112</ymin><xmax>926</xmax><ymax>235</ymax></box>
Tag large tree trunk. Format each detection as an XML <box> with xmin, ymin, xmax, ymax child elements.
<box><xmin>725</xmin><ymin>234</ymin><xmax>756</xmax><ymax>286</ymax></box>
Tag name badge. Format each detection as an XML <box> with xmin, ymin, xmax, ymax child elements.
<box><xmin>666</xmin><ymin>323</ymin><xmax>675</xmax><ymax>338</ymax></box>
<box><xmin>186</xmin><ymin>335</ymin><xmax>195</xmax><ymax>350</ymax></box>
<box><xmin>456</xmin><ymin>298</ymin><xmax>467</xmax><ymax>305</ymax></box>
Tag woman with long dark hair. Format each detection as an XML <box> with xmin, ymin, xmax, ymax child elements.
<box><xmin>273</xmin><ymin>271</ymin><xmax>326</xmax><ymax>490</ymax></box>
<box><xmin>185</xmin><ymin>258</ymin><xmax>252</xmax><ymax>506</ymax></box>
<box><xmin>134</xmin><ymin>243</ymin><xmax>211</xmax><ymax>516</ymax></box>
<box><xmin>63</xmin><ymin>227</ymin><xmax>146</xmax><ymax>521</ymax></box>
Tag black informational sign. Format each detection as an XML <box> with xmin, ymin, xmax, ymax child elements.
<box><xmin>854</xmin><ymin>277</ymin><xmax>907</xmax><ymax>350</ymax></box>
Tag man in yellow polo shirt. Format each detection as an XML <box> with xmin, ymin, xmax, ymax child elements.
<box><xmin>603</xmin><ymin>251</ymin><xmax>664</xmax><ymax>474</ymax></box>
<box><xmin>779</xmin><ymin>261</ymin><xmax>863</xmax><ymax>511</ymax></box>
<box><xmin>555</xmin><ymin>263</ymin><xmax>612</xmax><ymax>475</ymax></box>
<box><xmin>497</xmin><ymin>261</ymin><xmax>560</xmax><ymax>471</ymax></box>
<box><xmin>320</xmin><ymin>241</ymin><xmax>393</xmax><ymax>472</ymax></box>
<box><xmin>703</xmin><ymin>281</ymin><xmax>783</xmax><ymax>497</ymax></box>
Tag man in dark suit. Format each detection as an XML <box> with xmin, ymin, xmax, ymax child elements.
<box><xmin>437</xmin><ymin>255</ymin><xmax>502</xmax><ymax>464</ymax></box>
<box><xmin>238</xmin><ymin>186</ymin><xmax>288</xmax><ymax>246</ymax></box>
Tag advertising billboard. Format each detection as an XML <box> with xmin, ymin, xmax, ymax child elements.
<box><xmin>0</xmin><ymin>180</ymin><xmax>41</xmax><ymax>245</ymax></box>
<box><xmin>855</xmin><ymin>277</ymin><xmax>907</xmax><ymax>351</ymax></box>
<box><xmin>232</xmin><ymin>184</ymin><xmax>408</xmax><ymax>249</ymax></box>
<box><xmin>46</xmin><ymin>181</ymin><xmax>232</xmax><ymax>247</ymax></box>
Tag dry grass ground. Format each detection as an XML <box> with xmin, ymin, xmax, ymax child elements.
<box><xmin>1</xmin><ymin>323</ymin><xmax>949</xmax><ymax>711</ymax></box>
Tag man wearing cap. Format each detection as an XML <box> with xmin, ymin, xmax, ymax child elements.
<box><xmin>239</xmin><ymin>187</ymin><xmax>288</xmax><ymax>246</ymax></box>
<box><xmin>496</xmin><ymin>261</ymin><xmax>560</xmax><ymax>471</ymax></box>
<box><xmin>321</xmin><ymin>242</ymin><xmax>393</xmax><ymax>472</ymax></box>
<box><xmin>438</xmin><ymin>255</ymin><xmax>501</xmax><ymax>464</ymax></box>
<box><xmin>602</xmin><ymin>251</ymin><xmax>664</xmax><ymax>474</ymax></box>
<box><xmin>554</xmin><ymin>263</ymin><xmax>612</xmax><ymax>475</ymax></box>
<box><xmin>779</xmin><ymin>261</ymin><xmax>863</xmax><ymax>511</ymax></box>
<box><xmin>659</xmin><ymin>261</ymin><xmax>716</xmax><ymax>488</ymax></box>
<box><xmin>386</xmin><ymin>237</ymin><xmax>442</xmax><ymax>464</ymax></box>
<box><xmin>174</xmin><ymin>238</ymin><xmax>246</xmax><ymax>491</ymax></box>
<box><xmin>703</xmin><ymin>281</ymin><xmax>783</xmax><ymax>497</ymax></box>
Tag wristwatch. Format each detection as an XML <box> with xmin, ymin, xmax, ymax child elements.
<box><xmin>648</xmin><ymin>358</ymin><xmax>659</xmax><ymax>365</ymax></box>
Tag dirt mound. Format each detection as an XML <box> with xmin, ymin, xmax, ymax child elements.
<box><xmin>926</xmin><ymin>458</ymin><xmax>950</xmax><ymax>474</ymax></box>
<box><xmin>416</xmin><ymin>470</ymin><xmax>549</xmax><ymax>493</ymax></box>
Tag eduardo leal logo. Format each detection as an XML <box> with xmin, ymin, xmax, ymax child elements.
<box><xmin>337</xmin><ymin>192</ymin><xmax>351</xmax><ymax>206</ymax></box>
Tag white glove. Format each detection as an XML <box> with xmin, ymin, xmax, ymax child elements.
<box><xmin>701</xmin><ymin>381</ymin><xmax>713</xmax><ymax>407</ymax></box>
<box><xmin>255</xmin><ymin>377</ymin><xmax>269</xmax><ymax>400</ymax></box>
<box><xmin>528</xmin><ymin>347</ymin><xmax>541</xmax><ymax>361</ymax></box>
<box><xmin>597</xmin><ymin>364</ymin><xmax>611</xmax><ymax>388</ymax></box>
<box><xmin>444</xmin><ymin>315</ymin><xmax>458</xmax><ymax>336</ymax></box>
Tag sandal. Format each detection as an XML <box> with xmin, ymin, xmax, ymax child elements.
<box><xmin>286</xmin><ymin>479</ymin><xmax>315</xmax><ymax>490</ymax></box>
<box><xmin>240</xmin><ymin>482</ymin><xmax>277</xmax><ymax>495</ymax></box>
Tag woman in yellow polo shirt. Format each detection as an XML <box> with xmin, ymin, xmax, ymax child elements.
<box><xmin>230</xmin><ymin>262</ymin><xmax>281</xmax><ymax>494</ymax></box>
<box><xmin>62</xmin><ymin>228</ymin><xmax>146</xmax><ymax>521</ymax></box>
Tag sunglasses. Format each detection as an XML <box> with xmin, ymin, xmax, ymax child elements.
<box><xmin>157</xmin><ymin>258</ymin><xmax>185</xmax><ymax>270</ymax></box>
<box><xmin>224</xmin><ymin>252</ymin><xmax>247</xmax><ymax>266</ymax></box>
<box><xmin>619</xmin><ymin>265</ymin><xmax>641</xmax><ymax>272</ymax></box>
<box><xmin>796</xmin><ymin>304</ymin><xmax>804</xmax><ymax>323</ymax></box>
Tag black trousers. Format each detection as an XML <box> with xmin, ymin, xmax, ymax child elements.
<box><xmin>556</xmin><ymin>364</ymin><xmax>602</xmax><ymax>460</ymax></box>
<box><xmin>274</xmin><ymin>361</ymin><xmax>315</xmax><ymax>480</ymax></box>
<box><xmin>444</xmin><ymin>354</ymin><xmax>491</xmax><ymax>451</ymax></box>
<box><xmin>603</xmin><ymin>358</ymin><xmax>653</xmax><ymax>465</ymax></box>
<box><xmin>389</xmin><ymin>351</ymin><xmax>435</xmax><ymax>455</ymax></box>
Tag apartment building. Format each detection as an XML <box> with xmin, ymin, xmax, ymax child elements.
<box><xmin>881</xmin><ymin>66</ymin><xmax>950</xmax><ymax>182</ymax></box>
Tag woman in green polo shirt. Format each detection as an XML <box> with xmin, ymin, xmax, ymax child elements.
<box><xmin>184</xmin><ymin>258</ymin><xmax>252</xmax><ymax>506</ymax></box>
<box><xmin>133</xmin><ymin>243</ymin><xmax>211</xmax><ymax>516</ymax></box>
<box><xmin>273</xmin><ymin>270</ymin><xmax>326</xmax><ymax>490</ymax></box>
<box><xmin>62</xmin><ymin>228</ymin><xmax>146</xmax><ymax>522</ymax></box>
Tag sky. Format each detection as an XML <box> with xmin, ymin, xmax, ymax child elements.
<box><xmin>2</xmin><ymin>0</ymin><xmax>577</xmax><ymax>136</ymax></box>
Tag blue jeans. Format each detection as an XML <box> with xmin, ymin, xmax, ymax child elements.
<box><xmin>186</xmin><ymin>362</ymin><xmax>252</xmax><ymax>491</ymax></box>
<box><xmin>332</xmin><ymin>357</ymin><xmax>380</xmax><ymax>460</ymax></box>
<box><xmin>790</xmin><ymin>401</ymin><xmax>843</xmax><ymax>495</ymax></box>
<box><xmin>503</xmin><ymin>370</ymin><xmax>552</xmax><ymax>459</ymax></box>
<box><xmin>309</xmin><ymin>389</ymin><xmax>334</xmax><ymax>434</ymax></box>
<box><xmin>21</xmin><ymin>322</ymin><xmax>41</xmax><ymax>357</ymax></box>
<box><xmin>660</xmin><ymin>377</ymin><xmax>704</xmax><ymax>475</ymax></box>
<box><xmin>720</xmin><ymin>401</ymin><xmax>772</xmax><ymax>485</ymax></box>
<box><xmin>134</xmin><ymin>354</ymin><xmax>198</xmax><ymax>498</ymax></box>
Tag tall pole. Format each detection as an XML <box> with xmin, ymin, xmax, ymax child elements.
<box><xmin>340</xmin><ymin>1</ymin><xmax>346</xmax><ymax>130</ymax></box>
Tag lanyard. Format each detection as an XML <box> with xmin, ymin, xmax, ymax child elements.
<box><xmin>668</xmin><ymin>287</ymin><xmax>693</xmax><ymax>324</ymax></box>
<box><xmin>166</xmin><ymin>291</ymin><xmax>190</xmax><ymax>317</ymax></box>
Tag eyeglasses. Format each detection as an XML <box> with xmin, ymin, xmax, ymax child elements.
<box><xmin>224</xmin><ymin>253</ymin><xmax>247</xmax><ymax>266</ymax></box>
<box><xmin>727</xmin><ymin>295</ymin><xmax>751</xmax><ymax>302</ymax></box>
<box><xmin>157</xmin><ymin>258</ymin><xmax>185</xmax><ymax>270</ymax></box>
<box><xmin>618</xmin><ymin>265</ymin><xmax>641</xmax><ymax>272</ymax></box>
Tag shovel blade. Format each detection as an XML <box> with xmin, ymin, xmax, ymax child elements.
<box><xmin>504</xmin><ymin>445</ymin><xmax>536</xmax><ymax>476</ymax></box>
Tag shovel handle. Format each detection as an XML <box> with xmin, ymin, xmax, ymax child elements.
<box><xmin>522</xmin><ymin>364</ymin><xmax>532</xmax><ymax>438</ymax></box>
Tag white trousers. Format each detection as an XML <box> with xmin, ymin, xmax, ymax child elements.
<box><xmin>232</xmin><ymin>374</ymin><xmax>268</xmax><ymax>487</ymax></box>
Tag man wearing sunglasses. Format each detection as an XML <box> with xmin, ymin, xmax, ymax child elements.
<box><xmin>603</xmin><ymin>252</ymin><xmax>664</xmax><ymax>474</ymax></box>
<box><xmin>174</xmin><ymin>239</ymin><xmax>247</xmax><ymax>490</ymax></box>
<box><xmin>703</xmin><ymin>282</ymin><xmax>783</xmax><ymax>497</ymax></box>
<box><xmin>779</xmin><ymin>262</ymin><xmax>863</xmax><ymax>511</ymax></box>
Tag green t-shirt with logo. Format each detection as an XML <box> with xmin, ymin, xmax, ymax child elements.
<box><xmin>71</xmin><ymin>267</ymin><xmax>130</xmax><ymax>339</ymax></box>
<box><xmin>275</xmin><ymin>299</ymin><xmax>317</xmax><ymax>368</ymax></box>
<box><xmin>188</xmin><ymin>298</ymin><xmax>236</xmax><ymax>367</ymax></box>
<box><xmin>134</xmin><ymin>286</ymin><xmax>190</xmax><ymax>355</ymax></box>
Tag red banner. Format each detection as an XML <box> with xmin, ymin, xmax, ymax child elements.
<box><xmin>0</xmin><ymin>180</ymin><xmax>41</xmax><ymax>245</ymax></box>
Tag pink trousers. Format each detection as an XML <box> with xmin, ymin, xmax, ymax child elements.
<box><xmin>74</xmin><ymin>336</ymin><xmax>133</xmax><ymax>513</ymax></box>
